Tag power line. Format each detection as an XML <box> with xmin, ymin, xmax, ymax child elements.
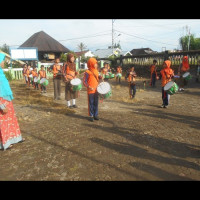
<box><xmin>115</xmin><ymin>29</ymin><xmax>178</xmax><ymax>47</ymax></box>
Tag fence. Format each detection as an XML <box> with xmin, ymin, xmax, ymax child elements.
<box><xmin>97</xmin><ymin>50</ymin><xmax>200</xmax><ymax>68</ymax></box>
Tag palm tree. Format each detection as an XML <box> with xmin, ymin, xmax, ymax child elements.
<box><xmin>77</xmin><ymin>42</ymin><xmax>87</xmax><ymax>52</ymax></box>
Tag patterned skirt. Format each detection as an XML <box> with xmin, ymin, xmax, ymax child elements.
<box><xmin>0</xmin><ymin>97</ymin><xmax>23</xmax><ymax>150</ymax></box>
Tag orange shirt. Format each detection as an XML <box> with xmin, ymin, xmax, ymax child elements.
<box><xmin>150</xmin><ymin>64</ymin><xmax>157</xmax><ymax>74</ymax></box>
<box><xmin>52</xmin><ymin>64</ymin><xmax>61</xmax><ymax>78</ymax></box>
<box><xmin>39</xmin><ymin>70</ymin><xmax>46</xmax><ymax>79</ymax></box>
<box><xmin>128</xmin><ymin>71</ymin><xmax>136</xmax><ymax>83</ymax></box>
<box><xmin>117</xmin><ymin>67</ymin><xmax>122</xmax><ymax>73</ymax></box>
<box><xmin>160</xmin><ymin>68</ymin><xmax>174</xmax><ymax>87</ymax></box>
<box><xmin>101</xmin><ymin>67</ymin><xmax>108</xmax><ymax>75</ymax></box>
<box><xmin>83</xmin><ymin>69</ymin><xmax>99</xmax><ymax>94</ymax></box>
<box><xmin>26</xmin><ymin>69</ymin><xmax>31</xmax><ymax>77</ymax></box>
<box><xmin>31</xmin><ymin>70</ymin><xmax>38</xmax><ymax>77</ymax></box>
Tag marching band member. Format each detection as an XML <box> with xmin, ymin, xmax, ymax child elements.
<box><xmin>159</xmin><ymin>60</ymin><xmax>174</xmax><ymax>108</ymax></box>
<box><xmin>128</xmin><ymin>66</ymin><xmax>137</xmax><ymax>99</ymax></box>
<box><xmin>150</xmin><ymin>59</ymin><xmax>158</xmax><ymax>87</ymax></box>
<box><xmin>26</xmin><ymin>65</ymin><xmax>32</xmax><ymax>87</ymax></box>
<box><xmin>52</xmin><ymin>58</ymin><xmax>62</xmax><ymax>100</ymax></box>
<box><xmin>31</xmin><ymin>66</ymin><xmax>39</xmax><ymax>90</ymax></box>
<box><xmin>22</xmin><ymin>64</ymin><xmax>28</xmax><ymax>84</ymax></box>
<box><xmin>83</xmin><ymin>57</ymin><xmax>100</xmax><ymax>122</ymax></box>
<box><xmin>116</xmin><ymin>65</ymin><xmax>122</xmax><ymax>83</ymax></box>
<box><xmin>178</xmin><ymin>56</ymin><xmax>190</xmax><ymax>91</ymax></box>
<box><xmin>38</xmin><ymin>65</ymin><xmax>47</xmax><ymax>93</ymax></box>
<box><xmin>101</xmin><ymin>62</ymin><xmax>109</xmax><ymax>82</ymax></box>
<box><xmin>63</xmin><ymin>53</ymin><xmax>78</xmax><ymax>108</ymax></box>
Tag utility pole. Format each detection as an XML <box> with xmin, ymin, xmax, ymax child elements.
<box><xmin>112</xmin><ymin>19</ymin><xmax>115</xmax><ymax>54</ymax></box>
<box><xmin>188</xmin><ymin>27</ymin><xmax>191</xmax><ymax>51</ymax></box>
<box><xmin>186</xmin><ymin>25</ymin><xmax>191</xmax><ymax>51</ymax></box>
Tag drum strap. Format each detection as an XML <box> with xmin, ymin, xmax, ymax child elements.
<box><xmin>89</xmin><ymin>70</ymin><xmax>99</xmax><ymax>82</ymax></box>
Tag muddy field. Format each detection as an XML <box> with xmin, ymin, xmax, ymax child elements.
<box><xmin>0</xmin><ymin>74</ymin><xmax>200</xmax><ymax>181</ymax></box>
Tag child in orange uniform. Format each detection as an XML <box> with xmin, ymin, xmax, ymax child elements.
<box><xmin>31</xmin><ymin>67</ymin><xmax>39</xmax><ymax>90</ymax></box>
<box><xmin>63</xmin><ymin>53</ymin><xmax>78</xmax><ymax>108</ymax></box>
<box><xmin>128</xmin><ymin>66</ymin><xmax>137</xmax><ymax>99</ymax></box>
<box><xmin>52</xmin><ymin>58</ymin><xmax>62</xmax><ymax>100</ymax></box>
<box><xmin>22</xmin><ymin>64</ymin><xmax>28</xmax><ymax>84</ymax></box>
<box><xmin>159</xmin><ymin>60</ymin><xmax>174</xmax><ymax>108</ymax></box>
<box><xmin>83</xmin><ymin>58</ymin><xmax>100</xmax><ymax>122</ymax></box>
<box><xmin>26</xmin><ymin>65</ymin><xmax>32</xmax><ymax>87</ymax></box>
<box><xmin>38</xmin><ymin>65</ymin><xmax>47</xmax><ymax>93</ymax></box>
<box><xmin>116</xmin><ymin>65</ymin><xmax>122</xmax><ymax>83</ymax></box>
<box><xmin>150</xmin><ymin>59</ymin><xmax>158</xmax><ymax>87</ymax></box>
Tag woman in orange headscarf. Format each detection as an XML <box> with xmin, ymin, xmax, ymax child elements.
<box><xmin>83</xmin><ymin>57</ymin><xmax>100</xmax><ymax>122</ymax></box>
<box><xmin>159</xmin><ymin>60</ymin><xmax>174</xmax><ymax>108</ymax></box>
<box><xmin>178</xmin><ymin>56</ymin><xmax>190</xmax><ymax>91</ymax></box>
<box><xmin>63</xmin><ymin>53</ymin><xmax>78</xmax><ymax>108</ymax></box>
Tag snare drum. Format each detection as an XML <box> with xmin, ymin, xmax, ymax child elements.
<box><xmin>40</xmin><ymin>78</ymin><xmax>49</xmax><ymax>86</ymax></box>
<box><xmin>182</xmin><ymin>72</ymin><xmax>192</xmax><ymax>81</ymax></box>
<box><xmin>164</xmin><ymin>81</ymin><xmax>179</xmax><ymax>95</ymax></box>
<box><xmin>109</xmin><ymin>73</ymin><xmax>115</xmax><ymax>79</ymax></box>
<box><xmin>116</xmin><ymin>73</ymin><xmax>122</xmax><ymax>78</ymax></box>
<box><xmin>97</xmin><ymin>82</ymin><xmax>112</xmax><ymax>99</ymax></box>
<box><xmin>70</xmin><ymin>78</ymin><xmax>82</xmax><ymax>91</ymax></box>
<box><xmin>34</xmin><ymin>77</ymin><xmax>39</xmax><ymax>83</ymax></box>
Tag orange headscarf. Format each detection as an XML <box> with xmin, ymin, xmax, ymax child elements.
<box><xmin>160</xmin><ymin>60</ymin><xmax>174</xmax><ymax>87</ymax></box>
<box><xmin>164</xmin><ymin>60</ymin><xmax>172</xmax><ymax>73</ymax></box>
<box><xmin>181</xmin><ymin>56</ymin><xmax>190</xmax><ymax>71</ymax></box>
<box><xmin>87</xmin><ymin>58</ymin><xmax>99</xmax><ymax>79</ymax></box>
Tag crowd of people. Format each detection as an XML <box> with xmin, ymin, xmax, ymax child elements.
<box><xmin>0</xmin><ymin>51</ymin><xmax>197</xmax><ymax>150</ymax></box>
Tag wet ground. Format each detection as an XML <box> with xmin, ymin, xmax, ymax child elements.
<box><xmin>0</xmin><ymin>74</ymin><xmax>200</xmax><ymax>181</ymax></box>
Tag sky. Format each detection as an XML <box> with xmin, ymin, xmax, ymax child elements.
<box><xmin>0</xmin><ymin>19</ymin><xmax>200</xmax><ymax>53</ymax></box>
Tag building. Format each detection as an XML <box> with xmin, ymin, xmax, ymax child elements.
<box><xmin>0</xmin><ymin>50</ymin><xmax>25</xmax><ymax>66</ymax></box>
<box><xmin>130</xmin><ymin>48</ymin><xmax>157</xmax><ymax>56</ymax></box>
<box><xmin>20</xmin><ymin>31</ymin><xmax>70</xmax><ymax>62</ymax></box>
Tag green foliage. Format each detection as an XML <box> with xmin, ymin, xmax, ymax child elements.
<box><xmin>60</xmin><ymin>53</ymin><xmax>67</xmax><ymax>62</ymax></box>
<box><xmin>4</xmin><ymin>70</ymin><xmax>13</xmax><ymax>81</ymax></box>
<box><xmin>0</xmin><ymin>43</ymin><xmax>10</xmax><ymax>54</ymax></box>
<box><xmin>179</xmin><ymin>34</ymin><xmax>200</xmax><ymax>51</ymax></box>
<box><xmin>77</xmin><ymin>42</ymin><xmax>87</xmax><ymax>52</ymax></box>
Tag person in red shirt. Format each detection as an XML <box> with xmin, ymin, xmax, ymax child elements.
<box><xmin>150</xmin><ymin>59</ymin><xmax>158</xmax><ymax>87</ymax></box>
<box><xmin>38</xmin><ymin>65</ymin><xmax>47</xmax><ymax>93</ymax></box>
<box><xmin>159</xmin><ymin>60</ymin><xmax>174</xmax><ymax>108</ymax></box>
<box><xmin>83</xmin><ymin>57</ymin><xmax>101</xmax><ymax>122</ymax></box>
<box><xmin>178</xmin><ymin>56</ymin><xmax>190</xmax><ymax>91</ymax></box>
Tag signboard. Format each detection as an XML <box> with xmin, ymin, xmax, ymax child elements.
<box><xmin>10</xmin><ymin>47</ymin><xmax>38</xmax><ymax>60</ymax></box>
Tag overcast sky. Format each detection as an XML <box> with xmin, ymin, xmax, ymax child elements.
<box><xmin>0</xmin><ymin>19</ymin><xmax>200</xmax><ymax>53</ymax></box>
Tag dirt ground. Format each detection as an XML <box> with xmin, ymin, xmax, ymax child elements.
<box><xmin>0</xmin><ymin>73</ymin><xmax>200</xmax><ymax>181</ymax></box>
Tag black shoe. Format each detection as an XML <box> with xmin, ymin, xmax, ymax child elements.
<box><xmin>73</xmin><ymin>105</ymin><xmax>78</xmax><ymax>108</ymax></box>
<box><xmin>67</xmin><ymin>105</ymin><xmax>73</xmax><ymax>109</ymax></box>
<box><xmin>89</xmin><ymin>117</ymin><xmax>94</xmax><ymax>122</ymax></box>
<box><xmin>94</xmin><ymin>116</ymin><xmax>99</xmax><ymax>120</ymax></box>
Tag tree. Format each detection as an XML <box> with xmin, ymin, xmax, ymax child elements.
<box><xmin>0</xmin><ymin>43</ymin><xmax>10</xmax><ymax>54</ymax></box>
<box><xmin>179</xmin><ymin>34</ymin><xmax>200</xmax><ymax>51</ymax></box>
<box><xmin>77</xmin><ymin>42</ymin><xmax>87</xmax><ymax>52</ymax></box>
